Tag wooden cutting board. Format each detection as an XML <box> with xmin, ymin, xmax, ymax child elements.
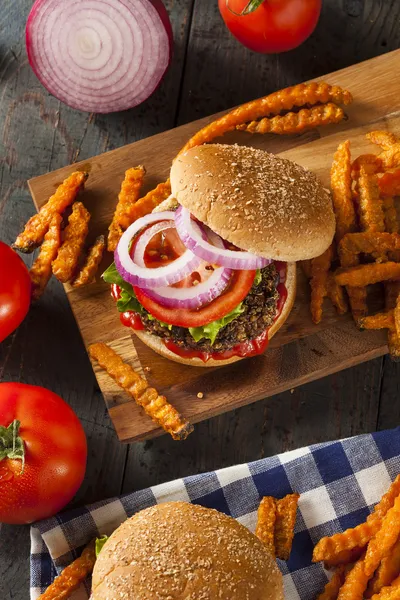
<box><xmin>28</xmin><ymin>50</ymin><xmax>400</xmax><ymax>443</ymax></box>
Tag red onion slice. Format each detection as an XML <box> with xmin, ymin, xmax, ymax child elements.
<box><xmin>175</xmin><ymin>206</ymin><xmax>272</xmax><ymax>270</ymax></box>
<box><xmin>141</xmin><ymin>264</ymin><xmax>233</xmax><ymax>309</ymax></box>
<box><xmin>26</xmin><ymin>0</ymin><xmax>172</xmax><ymax>113</ymax></box>
<box><xmin>115</xmin><ymin>212</ymin><xmax>202</xmax><ymax>288</ymax></box>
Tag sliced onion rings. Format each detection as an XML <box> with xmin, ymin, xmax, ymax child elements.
<box><xmin>115</xmin><ymin>212</ymin><xmax>202</xmax><ymax>289</ymax></box>
<box><xmin>175</xmin><ymin>205</ymin><xmax>272</xmax><ymax>270</ymax></box>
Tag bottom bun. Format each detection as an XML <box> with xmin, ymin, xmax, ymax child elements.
<box><xmin>134</xmin><ymin>262</ymin><xmax>296</xmax><ymax>367</ymax></box>
<box><xmin>92</xmin><ymin>502</ymin><xmax>284</xmax><ymax>600</ymax></box>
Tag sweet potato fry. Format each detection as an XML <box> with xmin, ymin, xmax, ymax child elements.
<box><xmin>358</xmin><ymin>311</ymin><xmax>395</xmax><ymax>331</ymax></box>
<box><xmin>317</xmin><ymin>566</ymin><xmax>348</xmax><ymax>600</ymax></box>
<box><xmin>366</xmin><ymin>537</ymin><xmax>400</xmax><ymax>598</ymax></box>
<box><xmin>313</xmin><ymin>475</ymin><xmax>400</xmax><ymax>565</ymax></box>
<box><xmin>107</xmin><ymin>166</ymin><xmax>146</xmax><ymax>252</ymax></box>
<box><xmin>52</xmin><ymin>202</ymin><xmax>90</xmax><ymax>283</ymax></box>
<box><xmin>326</xmin><ymin>273</ymin><xmax>348</xmax><ymax>315</ymax></box>
<box><xmin>364</xmin><ymin>494</ymin><xmax>400</xmax><ymax>577</ymax></box>
<box><xmin>71</xmin><ymin>235</ymin><xmax>105</xmax><ymax>288</ymax></box>
<box><xmin>370</xmin><ymin>575</ymin><xmax>400</xmax><ymax>600</ymax></box>
<box><xmin>88</xmin><ymin>343</ymin><xmax>193</xmax><ymax>440</ymax></box>
<box><xmin>358</xmin><ymin>166</ymin><xmax>385</xmax><ymax>233</ymax></box>
<box><xmin>179</xmin><ymin>82</ymin><xmax>352</xmax><ymax>154</ymax></box>
<box><xmin>366</xmin><ymin>131</ymin><xmax>398</xmax><ymax>151</ymax></box>
<box><xmin>275</xmin><ymin>493</ymin><xmax>300</xmax><ymax>561</ymax></box>
<box><xmin>310</xmin><ymin>246</ymin><xmax>334</xmax><ymax>324</ymax></box>
<box><xmin>379</xmin><ymin>170</ymin><xmax>400</xmax><ymax>197</ymax></box>
<box><xmin>337</xmin><ymin>554</ymin><xmax>370</xmax><ymax>600</ymax></box>
<box><xmin>331</xmin><ymin>141</ymin><xmax>357</xmax><ymax>243</ymax></box>
<box><xmin>37</xmin><ymin>540</ymin><xmax>96</xmax><ymax>600</ymax></box>
<box><xmin>324</xmin><ymin>547</ymin><xmax>365</xmax><ymax>570</ymax></box>
<box><xmin>124</xmin><ymin>179</ymin><xmax>171</xmax><ymax>225</ymax></box>
<box><xmin>351</xmin><ymin>154</ymin><xmax>383</xmax><ymax>178</ymax></box>
<box><xmin>29</xmin><ymin>214</ymin><xmax>62</xmax><ymax>300</ymax></box>
<box><xmin>366</xmin><ymin>131</ymin><xmax>400</xmax><ymax>169</ymax></box>
<box><xmin>335</xmin><ymin>262</ymin><xmax>400</xmax><ymax>287</ymax></box>
<box><xmin>255</xmin><ymin>496</ymin><xmax>277</xmax><ymax>557</ymax></box>
<box><xmin>237</xmin><ymin>103</ymin><xmax>345</xmax><ymax>135</ymax></box>
<box><xmin>13</xmin><ymin>171</ymin><xmax>88</xmax><ymax>253</ymax></box>
<box><xmin>382</xmin><ymin>196</ymin><xmax>399</xmax><ymax>235</ymax></box>
<box><xmin>339</xmin><ymin>232</ymin><xmax>400</xmax><ymax>262</ymax></box>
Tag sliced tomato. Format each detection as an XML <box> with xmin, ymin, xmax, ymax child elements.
<box><xmin>134</xmin><ymin>269</ymin><xmax>256</xmax><ymax>327</ymax></box>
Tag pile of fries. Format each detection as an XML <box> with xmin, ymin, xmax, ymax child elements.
<box><xmin>255</xmin><ymin>492</ymin><xmax>300</xmax><ymax>560</ymax></box>
<box><xmin>13</xmin><ymin>171</ymin><xmax>105</xmax><ymax>299</ymax></box>
<box><xmin>314</xmin><ymin>475</ymin><xmax>400</xmax><ymax>600</ymax></box>
<box><xmin>308</xmin><ymin>131</ymin><xmax>400</xmax><ymax>360</ymax></box>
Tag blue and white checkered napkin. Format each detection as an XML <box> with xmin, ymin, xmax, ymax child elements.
<box><xmin>30</xmin><ymin>427</ymin><xmax>400</xmax><ymax>600</ymax></box>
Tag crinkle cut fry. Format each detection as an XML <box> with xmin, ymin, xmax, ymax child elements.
<box><xmin>88</xmin><ymin>343</ymin><xmax>193</xmax><ymax>440</ymax></box>
<box><xmin>124</xmin><ymin>179</ymin><xmax>171</xmax><ymax>225</ymax></box>
<box><xmin>383</xmin><ymin>196</ymin><xmax>399</xmax><ymax>234</ymax></box>
<box><xmin>358</xmin><ymin>165</ymin><xmax>385</xmax><ymax>233</ymax></box>
<box><xmin>351</xmin><ymin>154</ymin><xmax>383</xmax><ymax>178</ymax></box>
<box><xmin>275</xmin><ymin>493</ymin><xmax>300</xmax><ymax>561</ymax></box>
<box><xmin>370</xmin><ymin>575</ymin><xmax>400</xmax><ymax>600</ymax></box>
<box><xmin>335</xmin><ymin>262</ymin><xmax>400</xmax><ymax>287</ymax></box>
<box><xmin>107</xmin><ymin>166</ymin><xmax>145</xmax><ymax>252</ymax></box>
<box><xmin>366</xmin><ymin>130</ymin><xmax>398</xmax><ymax>150</ymax></box>
<box><xmin>52</xmin><ymin>202</ymin><xmax>91</xmax><ymax>283</ymax></box>
<box><xmin>313</xmin><ymin>475</ymin><xmax>400</xmax><ymax>565</ymax></box>
<box><xmin>324</xmin><ymin>547</ymin><xmax>365</xmax><ymax>570</ymax></box>
<box><xmin>236</xmin><ymin>103</ymin><xmax>345</xmax><ymax>135</ymax></box>
<box><xmin>366</xmin><ymin>130</ymin><xmax>400</xmax><ymax>169</ymax></box>
<box><xmin>358</xmin><ymin>311</ymin><xmax>395</xmax><ymax>331</ymax></box>
<box><xmin>30</xmin><ymin>213</ymin><xmax>62</xmax><ymax>301</ymax></box>
<box><xmin>364</xmin><ymin>494</ymin><xmax>400</xmax><ymax>578</ymax></box>
<box><xmin>337</xmin><ymin>553</ymin><xmax>370</xmax><ymax>600</ymax></box>
<box><xmin>339</xmin><ymin>232</ymin><xmax>400</xmax><ymax>262</ymax></box>
<box><xmin>310</xmin><ymin>245</ymin><xmax>334</xmax><ymax>324</ymax></box>
<box><xmin>179</xmin><ymin>82</ymin><xmax>352</xmax><ymax>154</ymax></box>
<box><xmin>13</xmin><ymin>171</ymin><xmax>88</xmax><ymax>253</ymax></box>
<box><xmin>317</xmin><ymin>566</ymin><xmax>348</xmax><ymax>600</ymax></box>
<box><xmin>326</xmin><ymin>273</ymin><xmax>348</xmax><ymax>315</ymax></box>
<box><xmin>366</xmin><ymin>537</ymin><xmax>400</xmax><ymax>598</ymax></box>
<box><xmin>72</xmin><ymin>235</ymin><xmax>105</xmax><ymax>288</ymax></box>
<box><xmin>331</xmin><ymin>140</ymin><xmax>357</xmax><ymax>243</ymax></box>
<box><xmin>255</xmin><ymin>496</ymin><xmax>277</xmax><ymax>557</ymax></box>
<box><xmin>37</xmin><ymin>540</ymin><xmax>96</xmax><ymax>600</ymax></box>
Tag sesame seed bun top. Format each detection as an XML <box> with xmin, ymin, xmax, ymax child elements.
<box><xmin>91</xmin><ymin>502</ymin><xmax>284</xmax><ymax>600</ymax></box>
<box><xmin>170</xmin><ymin>144</ymin><xmax>335</xmax><ymax>262</ymax></box>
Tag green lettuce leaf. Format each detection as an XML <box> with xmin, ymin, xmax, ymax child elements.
<box><xmin>189</xmin><ymin>302</ymin><xmax>245</xmax><ymax>345</ymax></box>
<box><xmin>95</xmin><ymin>535</ymin><xmax>109</xmax><ymax>558</ymax></box>
<box><xmin>102</xmin><ymin>262</ymin><xmax>133</xmax><ymax>294</ymax></box>
<box><xmin>116</xmin><ymin>289</ymin><xmax>145</xmax><ymax>315</ymax></box>
<box><xmin>254</xmin><ymin>269</ymin><xmax>262</xmax><ymax>286</ymax></box>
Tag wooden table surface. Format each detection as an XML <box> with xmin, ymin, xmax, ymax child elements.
<box><xmin>1</xmin><ymin>1</ymin><xmax>400</xmax><ymax>597</ymax></box>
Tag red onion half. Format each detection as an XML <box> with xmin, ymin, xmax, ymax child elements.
<box><xmin>115</xmin><ymin>212</ymin><xmax>202</xmax><ymax>288</ymax></box>
<box><xmin>26</xmin><ymin>0</ymin><xmax>172</xmax><ymax>113</ymax></box>
<box><xmin>175</xmin><ymin>206</ymin><xmax>272</xmax><ymax>270</ymax></box>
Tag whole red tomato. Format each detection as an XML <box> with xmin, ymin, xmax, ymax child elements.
<box><xmin>0</xmin><ymin>383</ymin><xmax>87</xmax><ymax>524</ymax></box>
<box><xmin>219</xmin><ymin>0</ymin><xmax>322</xmax><ymax>53</ymax></box>
<box><xmin>0</xmin><ymin>241</ymin><xmax>31</xmax><ymax>342</ymax></box>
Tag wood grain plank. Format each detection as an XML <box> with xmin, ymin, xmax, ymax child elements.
<box><xmin>28</xmin><ymin>53</ymin><xmax>400</xmax><ymax>443</ymax></box>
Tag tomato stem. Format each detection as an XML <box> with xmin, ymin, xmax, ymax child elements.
<box><xmin>0</xmin><ymin>420</ymin><xmax>25</xmax><ymax>473</ymax></box>
<box><xmin>226</xmin><ymin>0</ymin><xmax>265</xmax><ymax>16</ymax></box>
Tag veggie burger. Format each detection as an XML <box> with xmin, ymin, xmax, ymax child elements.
<box><xmin>104</xmin><ymin>144</ymin><xmax>335</xmax><ymax>366</ymax></box>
